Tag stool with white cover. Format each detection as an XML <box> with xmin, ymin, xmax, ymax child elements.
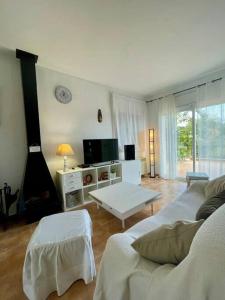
<box><xmin>23</xmin><ymin>209</ymin><xmax>96</xmax><ymax>300</ymax></box>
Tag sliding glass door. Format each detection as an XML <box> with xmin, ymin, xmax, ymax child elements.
<box><xmin>177</xmin><ymin>102</ymin><xmax>225</xmax><ymax>179</ymax></box>
<box><xmin>176</xmin><ymin>107</ymin><xmax>195</xmax><ymax>178</ymax></box>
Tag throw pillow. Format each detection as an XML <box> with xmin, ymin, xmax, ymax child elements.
<box><xmin>205</xmin><ymin>175</ymin><xmax>225</xmax><ymax>200</ymax></box>
<box><xmin>132</xmin><ymin>219</ymin><xmax>204</xmax><ymax>265</ymax></box>
<box><xmin>196</xmin><ymin>189</ymin><xmax>225</xmax><ymax>220</ymax></box>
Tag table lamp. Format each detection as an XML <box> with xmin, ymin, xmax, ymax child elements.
<box><xmin>56</xmin><ymin>144</ymin><xmax>74</xmax><ymax>172</ymax></box>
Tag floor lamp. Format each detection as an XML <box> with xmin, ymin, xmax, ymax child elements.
<box><xmin>149</xmin><ymin>129</ymin><xmax>156</xmax><ymax>178</ymax></box>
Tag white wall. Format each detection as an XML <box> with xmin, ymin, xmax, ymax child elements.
<box><xmin>0</xmin><ymin>46</ymin><xmax>115</xmax><ymax>208</ymax></box>
<box><xmin>1</xmin><ymin>44</ymin><xmax>155</xmax><ymax>217</ymax></box>
<box><xmin>0</xmin><ymin>47</ymin><xmax>27</xmax><ymax>196</ymax></box>
<box><xmin>36</xmin><ymin>66</ymin><xmax>113</xmax><ymax>179</ymax></box>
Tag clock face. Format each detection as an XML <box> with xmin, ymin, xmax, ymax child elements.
<box><xmin>55</xmin><ymin>86</ymin><xmax>72</xmax><ymax>104</ymax></box>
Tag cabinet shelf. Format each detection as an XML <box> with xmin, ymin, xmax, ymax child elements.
<box><xmin>83</xmin><ymin>183</ymin><xmax>97</xmax><ymax>189</ymax></box>
<box><xmin>98</xmin><ymin>179</ymin><xmax>110</xmax><ymax>184</ymax></box>
<box><xmin>110</xmin><ymin>176</ymin><xmax>121</xmax><ymax>181</ymax></box>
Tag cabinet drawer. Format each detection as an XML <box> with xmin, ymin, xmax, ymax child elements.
<box><xmin>64</xmin><ymin>172</ymin><xmax>81</xmax><ymax>183</ymax></box>
<box><xmin>64</xmin><ymin>172</ymin><xmax>81</xmax><ymax>181</ymax></box>
<box><xmin>63</xmin><ymin>172</ymin><xmax>82</xmax><ymax>192</ymax></box>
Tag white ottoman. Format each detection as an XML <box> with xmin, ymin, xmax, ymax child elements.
<box><xmin>23</xmin><ymin>209</ymin><xmax>96</xmax><ymax>300</ymax></box>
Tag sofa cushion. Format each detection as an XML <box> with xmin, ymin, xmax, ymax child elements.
<box><xmin>131</xmin><ymin>219</ymin><xmax>204</xmax><ymax>265</ymax></box>
<box><xmin>205</xmin><ymin>175</ymin><xmax>225</xmax><ymax>199</ymax></box>
<box><xmin>196</xmin><ymin>190</ymin><xmax>225</xmax><ymax>220</ymax></box>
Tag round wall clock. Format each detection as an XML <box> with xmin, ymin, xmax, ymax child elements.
<box><xmin>55</xmin><ymin>86</ymin><xmax>72</xmax><ymax>104</ymax></box>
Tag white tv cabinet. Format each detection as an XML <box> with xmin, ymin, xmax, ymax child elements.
<box><xmin>57</xmin><ymin>160</ymin><xmax>141</xmax><ymax>212</ymax></box>
<box><xmin>57</xmin><ymin>162</ymin><xmax>122</xmax><ymax>211</ymax></box>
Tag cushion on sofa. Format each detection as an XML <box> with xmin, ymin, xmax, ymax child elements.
<box><xmin>196</xmin><ymin>190</ymin><xmax>225</xmax><ymax>220</ymax></box>
<box><xmin>131</xmin><ymin>219</ymin><xmax>204</xmax><ymax>265</ymax></box>
<box><xmin>205</xmin><ymin>175</ymin><xmax>225</xmax><ymax>199</ymax></box>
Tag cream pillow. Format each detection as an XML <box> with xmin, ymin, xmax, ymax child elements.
<box><xmin>205</xmin><ymin>175</ymin><xmax>225</xmax><ymax>200</ymax></box>
<box><xmin>132</xmin><ymin>220</ymin><xmax>204</xmax><ymax>265</ymax></box>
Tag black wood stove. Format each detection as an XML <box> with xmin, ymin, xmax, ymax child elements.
<box><xmin>16</xmin><ymin>49</ymin><xmax>61</xmax><ymax>223</ymax></box>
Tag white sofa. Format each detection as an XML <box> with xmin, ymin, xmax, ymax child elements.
<box><xmin>94</xmin><ymin>182</ymin><xmax>225</xmax><ymax>300</ymax></box>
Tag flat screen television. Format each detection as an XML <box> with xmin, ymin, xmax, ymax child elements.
<box><xmin>83</xmin><ymin>139</ymin><xmax>119</xmax><ymax>165</ymax></box>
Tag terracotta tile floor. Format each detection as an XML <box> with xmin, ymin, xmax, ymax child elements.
<box><xmin>0</xmin><ymin>178</ymin><xmax>185</xmax><ymax>300</ymax></box>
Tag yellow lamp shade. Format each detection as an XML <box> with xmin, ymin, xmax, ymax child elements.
<box><xmin>56</xmin><ymin>144</ymin><xmax>74</xmax><ymax>156</ymax></box>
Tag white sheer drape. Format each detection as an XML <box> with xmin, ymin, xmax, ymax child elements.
<box><xmin>196</xmin><ymin>79</ymin><xmax>225</xmax><ymax>179</ymax></box>
<box><xmin>158</xmin><ymin>95</ymin><xmax>177</xmax><ymax>179</ymax></box>
<box><xmin>112</xmin><ymin>93</ymin><xmax>147</xmax><ymax>159</ymax></box>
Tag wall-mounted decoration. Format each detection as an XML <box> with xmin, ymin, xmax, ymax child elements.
<box><xmin>55</xmin><ymin>86</ymin><xmax>72</xmax><ymax>104</ymax></box>
<box><xmin>98</xmin><ymin>109</ymin><xmax>102</xmax><ymax>123</ymax></box>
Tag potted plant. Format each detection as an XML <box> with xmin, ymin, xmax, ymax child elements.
<box><xmin>110</xmin><ymin>166</ymin><xmax>117</xmax><ymax>179</ymax></box>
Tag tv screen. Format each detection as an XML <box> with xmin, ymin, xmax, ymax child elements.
<box><xmin>83</xmin><ymin>139</ymin><xmax>119</xmax><ymax>164</ymax></box>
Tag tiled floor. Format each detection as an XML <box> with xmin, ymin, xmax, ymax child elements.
<box><xmin>0</xmin><ymin>178</ymin><xmax>186</xmax><ymax>300</ymax></box>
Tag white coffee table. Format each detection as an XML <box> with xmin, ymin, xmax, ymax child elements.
<box><xmin>89</xmin><ymin>182</ymin><xmax>161</xmax><ymax>228</ymax></box>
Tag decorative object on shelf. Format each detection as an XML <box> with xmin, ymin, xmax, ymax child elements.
<box><xmin>98</xmin><ymin>109</ymin><xmax>102</xmax><ymax>123</ymax></box>
<box><xmin>149</xmin><ymin>128</ymin><xmax>156</xmax><ymax>178</ymax></box>
<box><xmin>99</xmin><ymin>171</ymin><xmax>108</xmax><ymax>181</ymax></box>
<box><xmin>110</xmin><ymin>166</ymin><xmax>117</xmax><ymax>179</ymax></box>
<box><xmin>83</xmin><ymin>174</ymin><xmax>93</xmax><ymax>186</ymax></box>
<box><xmin>77</xmin><ymin>164</ymin><xmax>90</xmax><ymax>169</ymax></box>
<box><xmin>56</xmin><ymin>144</ymin><xmax>74</xmax><ymax>172</ymax></box>
<box><xmin>55</xmin><ymin>86</ymin><xmax>72</xmax><ymax>104</ymax></box>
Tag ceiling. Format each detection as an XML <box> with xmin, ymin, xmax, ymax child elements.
<box><xmin>1</xmin><ymin>0</ymin><xmax>225</xmax><ymax>97</ymax></box>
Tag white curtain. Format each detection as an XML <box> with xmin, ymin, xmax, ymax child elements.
<box><xmin>196</xmin><ymin>79</ymin><xmax>225</xmax><ymax>179</ymax></box>
<box><xmin>158</xmin><ymin>95</ymin><xmax>177</xmax><ymax>179</ymax></box>
<box><xmin>112</xmin><ymin>93</ymin><xmax>147</xmax><ymax>159</ymax></box>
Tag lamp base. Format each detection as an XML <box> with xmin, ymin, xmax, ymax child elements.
<box><xmin>63</xmin><ymin>156</ymin><xmax>69</xmax><ymax>172</ymax></box>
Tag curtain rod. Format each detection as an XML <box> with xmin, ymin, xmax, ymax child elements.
<box><xmin>146</xmin><ymin>77</ymin><xmax>223</xmax><ymax>103</ymax></box>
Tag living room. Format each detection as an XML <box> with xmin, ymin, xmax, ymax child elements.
<box><xmin>1</xmin><ymin>1</ymin><xmax>225</xmax><ymax>299</ymax></box>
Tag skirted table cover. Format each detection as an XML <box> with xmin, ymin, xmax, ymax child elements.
<box><xmin>23</xmin><ymin>209</ymin><xmax>96</xmax><ymax>300</ymax></box>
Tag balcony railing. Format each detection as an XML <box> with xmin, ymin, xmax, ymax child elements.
<box><xmin>177</xmin><ymin>158</ymin><xmax>225</xmax><ymax>178</ymax></box>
